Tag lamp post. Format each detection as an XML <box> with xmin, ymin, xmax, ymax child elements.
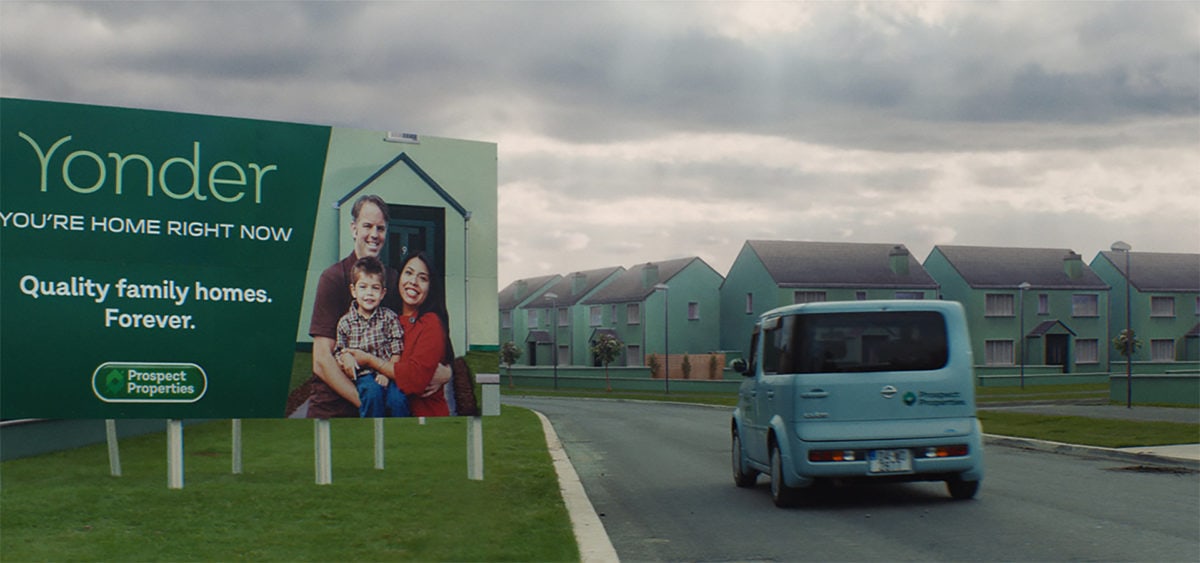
<box><xmin>545</xmin><ymin>292</ymin><xmax>559</xmax><ymax>390</ymax></box>
<box><xmin>1018</xmin><ymin>282</ymin><xmax>1031</xmax><ymax>389</ymax></box>
<box><xmin>654</xmin><ymin>283</ymin><xmax>670</xmax><ymax>394</ymax></box>
<box><xmin>1111</xmin><ymin>241</ymin><xmax>1132</xmax><ymax>408</ymax></box>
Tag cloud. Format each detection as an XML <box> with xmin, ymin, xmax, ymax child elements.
<box><xmin>2</xmin><ymin>0</ymin><xmax>1197</xmax><ymax>287</ymax></box>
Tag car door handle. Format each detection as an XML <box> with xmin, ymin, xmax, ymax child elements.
<box><xmin>766</xmin><ymin>390</ymin><xmax>775</xmax><ymax>399</ymax></box>
<box><xmin>801</xmin><ymin>389</ymin><xmax>828</xmax><ymax>399</ymax></box>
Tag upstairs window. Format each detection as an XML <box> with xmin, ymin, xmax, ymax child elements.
<box><xmin>627</xmin><ymin>303</ymin><xmax>641</xmax><ymax>325</ymax></box>
<box><xmin>1038</xmin><ymin>294</ymin><xmax>1050</xmax><ymax>315</ymax></box>
<box><xmin>590</xmin><ymin>306</ymin><xmax>603</xmax><ymax>327</ymax></box>
<box><xmin>1151</xmin><ymin>296</ymin><xmax>1175</xmax><ymax>317</ymax></box>
<box><xmin>1072</xmin><ymin>294</ymin><xmax>1099</xmax><ymax>317</ymax></box>
<box><xmin>501</xmin><ymin>310</ymin><xmax>513</xmax><ymax>329</ymax></box>
<box><xmin>985</xmin><ymin>294</ymin><xmax>1015</xmax><ymax>317</ymax></box>
<box><xmin>687</xmin><ymin>302</ymin><xmax>700</xmax><ymax>321</ymax></box>
<box><xmin>794</xmin><ymin>291</ymin><xmax>827</xmax><ymax>304</ymax></box>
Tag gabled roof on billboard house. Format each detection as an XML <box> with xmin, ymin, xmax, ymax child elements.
<box><xmin>934</xmin><ymin>245</ymin><xmax>1108</xmax><ymax>290</ymax></box>
<box><xmin>746</xmin><ymin>240</ymin><xmax>938</xmax><ymax>289</ymax></box>
<box><xmin>535</xmin><ymin>266</ymin><xmax>626</xmax><ymax>307</ymax></box>
<box><xmin>498</xmin><ymin>274</ymin><xmax>561</xmax><ymax>310</ymax></box>
<box><xmin>1096</xmin><ymin>251</ymin><xmax>1200</xmax><ymax>293</ymax></box>
<box><xmin>584</xmin><ymin>257</ymin><xmax>716</xmax><ymax>305</ymax></box>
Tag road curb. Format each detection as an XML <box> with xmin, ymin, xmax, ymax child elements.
<box><xmin>530</xmin><ymin>409</ymin><xmax>621</xmax><ymax>563</ymax></box>
<box><xmin>984</xmin><ymin>434</ymin><xmax>1200</xmax><ymax>470</ymax></box>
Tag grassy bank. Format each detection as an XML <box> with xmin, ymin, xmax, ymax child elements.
<box><xmin>0</xmin><ymin>408</ymin><xmax>576</xmax><ymax>562</ymax></box>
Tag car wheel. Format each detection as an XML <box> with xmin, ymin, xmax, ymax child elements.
<box><xmin>946</xmin><ymin>478</ymin><xmax>980</xmax><ymax>500</ymax></box>
<box><xmin>732</xmin><ymin>430</ymin><xmax>758</xmax><ymax>488</ymax></box>
<box><xmin>769</xmin><ymin>443</ymin><xmax>800</xmax><ymax>508</ymax></box>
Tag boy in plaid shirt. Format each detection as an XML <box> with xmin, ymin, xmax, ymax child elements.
<box><xmin>334</xmin><ymin>256</ymin><xmax>409</xmax><ymax>417</ymax></box>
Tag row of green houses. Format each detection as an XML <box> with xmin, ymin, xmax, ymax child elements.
<box><xmin>499</xmin><ymin>240</ymin><xmax>1200</xmax><ymax>376</ymax></box>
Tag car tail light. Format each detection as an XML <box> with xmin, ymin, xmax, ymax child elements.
<box><xmin>808</xmin><ymin>450</ymin><xmax>859</xmax><ymax>462</ymax></box>
<box><xmin>922</xmin><ymin>445</ymin><xmax>969</xmax><ymax>458</ymax></box>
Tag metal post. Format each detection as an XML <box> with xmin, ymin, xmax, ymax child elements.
<box><xmin>545</xmin><ymin>292</ymin><xmax>559</xmax><ymax>390</ymax></box>
<box><xmin>654</xmin><ymin>283</ymin><xmax>670</xmax><ymax>394</ymax></box>
<box><xmin>1019</xmin><ymin>282</ymin><xmax>1030</xmax><ymax>389</ymax></box>
<box><xmin>231</xmin><ymin>419</ymin><xmax>243</xmax><ymax>475</ymax></box>
<box><xmin>467</xmin><ymin>416</ymin><xmax>484</xmax><ymax>480</ymax></box>
<box><xmin>167</xmin><ymin>419</ymin><xmax>184</xmax><ymax>489</ymax></box>
<box><xmin>314</xmin><ymin>419</ymin><xmax>332</xmax><ymax>485</ymax></box>
<box><xmin>105</xmin><ymin>419</ymin><xmax>121</xmax><ymax>477</ymax></box>
<box><xmin>1111</xmin><ymin>242</ymin><xmax>1133</xmax><ymax>408</ymax></box>
<box><xmin>374</xmin><ymin>418</ymin><xmax>385</xmax><ymax>470</ymax></box>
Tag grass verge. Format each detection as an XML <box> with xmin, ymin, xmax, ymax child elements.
<box><xmin>0</xmin><ymin>408</ymin><xmax>577</xmax><ymax>562</ymax></box>
<box><xmin>977</xmin><ymin>411</ymin><xmax>1199</xmax><ymax>448</ymax></box>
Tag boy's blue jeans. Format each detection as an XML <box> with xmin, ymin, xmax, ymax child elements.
<box><xmin>356</xmin><ymin>372</ymin><xmax>410</xmax><ymax>417</ymax></box>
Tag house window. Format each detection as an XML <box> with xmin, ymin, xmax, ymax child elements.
<box><xmin>501</xmin><ymin>310</ymin><xmax>512</xmax><ymax>329</ymax></box>
<box><xmin>687</xmin><ymin>302</ymin><xmax>700</xmax><ymax>320</ymax></box>
<box><xmin>527</xmin><ymin>309</ymin><xmax>539</xmax><ymax>328</ymax></box>
<box><xmin>1076</xmin><ymin>339</ymin><xmax>1099</xmax><ymax>364</ymax></box>
<box><xmin>1151</xmin><ymin>296</ymin><xmax>1175</xmax><ymax>317</ymax></box>
<box><xmin>856</xmin><ymin>291</ymin><xmax>868</xmax><ymax>301</ymax></box>
<box><xmin>985</xmin><ymin>340</ymin><xmax>1015</xmax><ymax>365</ymax></box>
<box><xmin>1071</xmin><ymin>294</ymin><xmax>1099</xmax><ymax>317</ymax></box>
<box><xmin>1038</xmin><ymin>294</ymin><xmax>1049</xmax><ymax>315</ymax></box>
<box><xmin>627</xmin><ymin>303</ymin><xmax>641</xmax><ymax>325</ymax></box>
<box><xmin>894</xmin><ymin>291</ymin><xmax>924</xmax><ymax>300</ymax></box>
<box><xmin>626</xmin><ymin>345</ymin><xmax>642</xmax><ymax>367</ymax></box>
<box><xmin>794</xmin><ymin>291</ymin><xmax>827</xmax><ymax>304</ymax></box>
<box><xmin>611</xmin><ymin>305</ymin><xmax>618</xmax><ymax>326</ymax></box>
<box><xmin>745</xmin><ymin>293</ymin><xmax>754</xmax><ymax>314</ymax></box>
<box><xmin>557</xmin><ymin>345</ymin><xmax>570</xmax><ymax>365</ymax></box>
<box><xmin>985</xmin><ymin>294</ymin><xmax>1015</xmax><ymax>317</ymax></box>
<box><xmin>589</xmin><ymin>306</ymin><xmax>603</xmax><ymax>327</ymax></box>
<box><xmin>1195</xmin><ymin>296</ymin><xmax>1200</xmax><ymax>315</ymax></box>
<box><xmin>1151</xmin><ymin>339</ymin><xmax>1176</xmax><ymax>362</ymax></box>
<box><xmin>558</xmin><ymin>307</ymin><xmax>569</xmax><ymax>327</ymax></box>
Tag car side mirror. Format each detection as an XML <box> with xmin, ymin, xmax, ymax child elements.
<box><xmin>731</xmin><ymin>358</ymin><xmax>748</xmax><ymax>375</ymax></box>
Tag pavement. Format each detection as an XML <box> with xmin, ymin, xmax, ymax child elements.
<box><xmin>978</xmin><ymin>403</ymin><xmax>1200</xmax><ymax>466</ymax></box>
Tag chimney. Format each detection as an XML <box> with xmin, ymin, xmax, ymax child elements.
<box><xmin>1063</xmin><ymin>251</ymin><xmax>1083</xmax><ymax>280</ymax></box>
<box><xmin>888</xmin><ymin>245</ymin><xmax>910</xmax><ymax>276</ymax></box>
<box><xmin>642</xmin><ymin>263</ymin><xmax>660</xmax><ymax>289</ymax></box>
<box><xmin>571</xmin><ymin>272</ymin><xmax>587</xmax><ymax>296</ymax></box>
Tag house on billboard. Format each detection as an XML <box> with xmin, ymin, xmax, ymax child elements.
<box><xmin>295</xmin><ymin>129</ymin><xmax>499</xmax><ymax>359</ymax></box>
<box><xmin>499</xmin><ymin>274</ymin><xmax>561</xmax><ymax>357</ymax></box>
<box><xmin>1090</xmin><ymin>251</ymin><xmax>1200</xmax><ymax>367</ymax></box>
<box><xmin>924</xmin><ymin>246</ymin><xmax>1110</xmax><ymax>374</ymax></box>
<box><xmin>580</xmin><ymin>258</ymin><xmax>724</xmax><ymax>374</ymax></box>
<box><xmin>719</xmin><ymin>240</ymin><xmax>939</xmax><ymax>360</ymax></box>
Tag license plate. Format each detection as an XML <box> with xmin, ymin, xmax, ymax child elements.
<box><xmin>868</xmin><ymin>449</ymin><xmax>912</xmax><ymax>474</ymax></box>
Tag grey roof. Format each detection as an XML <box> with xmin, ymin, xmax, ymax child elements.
<box><xmin>1028</xmin><ymin>320</ymin><xmax>1076</xmax><ymax>337</ymax></box>
<box><xmin>534</xmin><ymin>266</ymin><xmax>625</xmax><ymax>307</ymax></box>
<box><xmin>498</xmin><ymin>274</ymin><xmax>560</xmax><ymax>310</ymax></box>
<box><xmin>744</xmin><ymin>240</ymin><xmax>938</xmax><ymax>289</ymax></box>
<box><xmin>934</xmin><ymin>245</ymin><xmax>1108</xmax><ymax>290</ymax></box>
<box><xmin>1096</xmin><ymin>251</ymin><xmax>1200</xmax><ymax>292</ymax></box>
<box><xmin>584</xmin><ymin>257</ymin><xmax>712</xmax><ymax>305</ymax></box>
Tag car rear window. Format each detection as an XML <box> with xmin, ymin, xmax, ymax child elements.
<box><xmin>763</xmin><ymin>311</ymin><xmax>948</xmax><ymax>374</ymax></box>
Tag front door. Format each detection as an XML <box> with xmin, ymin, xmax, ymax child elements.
<box><xmin>1046</xmin><ymin>334</ymin><xmax>1069</xmax><ymax>373</ymax></box>
<box><xmin>384</xmin><ymin>204</ymin><xmax>444</xmax><ymax>275</ymax></box>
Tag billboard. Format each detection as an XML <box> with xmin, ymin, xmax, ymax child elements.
<box><xmin>1</xmin><ymin>98</ymin><xmax>497</xmax><ymax>419</ymax></box>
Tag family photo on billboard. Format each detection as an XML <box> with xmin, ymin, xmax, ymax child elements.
<box><xmin>302</xmin><ymin>194</ymin><xmax>478</xmax><ymax>419</ymax></box>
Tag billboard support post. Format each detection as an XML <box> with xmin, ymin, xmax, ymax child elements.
<box><xmin>167</xmin><ymin>420</ymin><xmax>184</xmax><ymax>489</ymax></box>
<box><xmin>314</xmin><ymin>419</ymin><xmax>332</xmax><ymax>485</ymax></box>
<box><xmin>105</xmin><ymin>419</ymin><xmax>121</xmax><ymax>477</ymax></box>
<box><xmin>231</xmin><ymin>419</ymin><xmax>243</xmax><ymax>474</ymax></box>
<box><xmin>374</xmin><ymin>418</ymin><xmax>385</xmax><ymax>470</ymax></box>
<box><xmin>467</xmin><ymin>416</ymin><xmax>483</xmax><ymax>480</ymax></box>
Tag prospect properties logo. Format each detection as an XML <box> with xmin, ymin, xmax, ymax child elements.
<box><xmin>92</xmin><ymin>362</ymin><xmax>207</xmax><ymax>403</ymax></box>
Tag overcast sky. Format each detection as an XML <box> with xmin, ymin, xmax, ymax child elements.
<box><xmin>3</xmin><ymin>1</ymin><xmax>1197</xmax><ymax>287</ymax></box>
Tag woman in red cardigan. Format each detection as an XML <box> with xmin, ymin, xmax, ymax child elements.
<box><xmin>350</xmin><ymin>251</ymin><xmax>453</xmax><ymax>416</ymax></box>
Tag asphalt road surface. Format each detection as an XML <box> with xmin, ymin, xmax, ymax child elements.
<box><xmin>505</xmin><ymin>396</ymin><xmax>1200</xmax><ymax>562</ymax></box>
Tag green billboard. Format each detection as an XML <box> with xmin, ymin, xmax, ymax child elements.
<box><xmin>1</xmin><ymin>98</ymin><xmax>498</xmax><ymax>419</ymax></box>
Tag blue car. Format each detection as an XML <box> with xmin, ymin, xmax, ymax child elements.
<box><xmin>731</xmin><ymin>300</ymin><xmax>984</xmax><ymax>507</ymax></box>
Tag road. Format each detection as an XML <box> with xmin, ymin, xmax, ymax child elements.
<box><xmin>505</xmin><ymin>396</ymin><xmax>1200</xmax><ymax>562</ymax></box>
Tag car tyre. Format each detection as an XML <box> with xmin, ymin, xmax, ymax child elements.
<box><xmin>732</xmin><ymin>429</ymin><xmax>758</xmax><ymax>488</ymax></box>
<box><xmin>946</xmin><ymin>478</ymin><xmax>980</xmax><ymax>500</ymax></box>
<box><xmin>769</xmin><ymin>443</ymin><xmax>800</xmax><ymax>508</ymax></box>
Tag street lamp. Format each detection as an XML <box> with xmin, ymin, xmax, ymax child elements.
<box><xmin>545</xmin><ymin>292</ymin><xmax>559</xmax><ymax>390</ymax></box>
<box><xmin>653</xmin><ymin>283</ymin><xmax>670</xmax><ymax>394</ymax></box>
<box><xmin>1111</xmin><ymin>241</ymin><xmax>1132</xmax><ymax>408</ymax></box>
<box><xmin>1018</xmin><ymin>282</ymin><xmax>1031</xmax><ymax>389</ymax></box>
